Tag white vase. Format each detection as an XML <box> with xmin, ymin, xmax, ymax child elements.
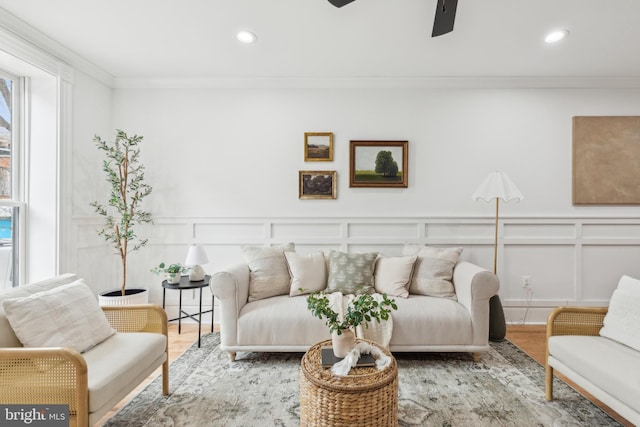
<box><xmin>166</xmin><ymin>273</ymin><xmax>182</xmax><ymax>284</ymax></box>
<box><xmin>331</xmin><ymin>329</ymin><xmax>355</xmax><ymax>358</ymax></box>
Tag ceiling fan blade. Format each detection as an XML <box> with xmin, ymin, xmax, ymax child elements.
<box><xmin>432</xmin><ymin>0</ymin><xmax>458</xmax><ymax>37</ymax></box>
<box><xmin>328</xmin><ymin>0</ymin><xmax>357</xmax><ymax>7</ymax></box>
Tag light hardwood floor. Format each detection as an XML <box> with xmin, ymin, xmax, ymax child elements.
<box><xmin>97</xmin><ymin>324</ymin><xmax>631</xmax><ymax>426</ymax></box>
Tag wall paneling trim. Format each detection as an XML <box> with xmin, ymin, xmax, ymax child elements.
<box><xmin>70</xmin><ymin>216</ymin><xmax>640</xmax><ymax>326</ymax></box>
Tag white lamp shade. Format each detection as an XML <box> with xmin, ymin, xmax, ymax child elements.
<box><xmin>185</xmin><ymin>245</ymin><xmax>209</xmax><ymax>266</ymax></box>
<box><xmin>472</xmin><ymin>172</ymin><xmax>524</xmax><ymax>203</ymax></box>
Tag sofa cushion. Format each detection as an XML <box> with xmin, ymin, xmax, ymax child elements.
<box><xmin>238</xmin><ymin>295</ymin><xmax>330</xmax><ymax>346</ymax></box>
<box><xmin>389</xmin><ymin>295</ymin><xmax>472</xmax><ymax>345</ymax></box>
<box><xmin>242</xmin><ymin>243</ymin><xmax>294</xmax><ymax>302</ymax></box>
<box><xmin>548</xmin><ymin>335</ymin><xmax>640</xmax><ymax>413</ymax></box>
<box><xmin>2</xmin><ymin>279</ymin><xmax>115</xmax><ymax>353</ymax></box>
<box><xmin>284</xmin><ymin>251</ymin><xmax>327</xmax><ymax>296</ymax></box>
<box><xmin>82</xmin><ymin>332</ymin><xmax>167</xmax><ymax>412</ymax></box>
<box><xmin>0</xmin><ymin>273</ymin><xmax>79</xmax><ymax>348</ymax></box>
<box><xmin>374</xmin><ymin>255</ymin><xmax>417</xmax><ymax>298</ymax></box>
<box><xmin>326</xmin><ymin>251</ymin><xmax>378</xmax><ymax>295</ymax></box>
<box><xmin>600</xmin><ymin>275</ymin><xmax>640</xmax><ymax>351</ymax></box>
<box><xmin>403</xmin><ymin>245</ymin><xmax>462</xmax><ymax>298</ymax></box>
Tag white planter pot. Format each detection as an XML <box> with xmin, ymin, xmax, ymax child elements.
<box><xmin>99</xmin><ymin>288</ymin><xmax>149</xmax><ymax>306</ymax></box>
<box><xmin>331</xmin><ymin>329</ymin><xmax>355</xmax><ymax>358</ymax></box>
<box><xmin>166</xmin><ymin>273</ymin><xmax>182</xmax><ymax>284</ymax></box>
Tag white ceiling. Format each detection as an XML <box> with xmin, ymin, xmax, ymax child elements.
<box><xmin>1</xmin><ymin>0</ymin><xmax>639</xmax><ymax>82</ymax></box>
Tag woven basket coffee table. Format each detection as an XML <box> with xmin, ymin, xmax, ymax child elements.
<box><xmin>299</xmin><ymin>339</ymin><xmax>398</xmax><ymax>427</ymax></box>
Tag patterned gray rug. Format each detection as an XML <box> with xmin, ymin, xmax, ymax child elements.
<box><xmin>104</xmin><ymin>333</ymin><xmax>619</xmax><ymax>426</ymax></box>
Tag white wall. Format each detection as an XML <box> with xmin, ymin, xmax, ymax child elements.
<box><xmin>67</xmin><ymin>85</ymin><xmax>640</xmax><ymax>324</ymax></box>
<box><xmin>63</xmin><ymin>69</ymin><xmax>113</xmax><ymax>292</ymax></box>
<box><xmin>107</xmin><ymin>87</ymin><xmax>640</xmax><ymax>217</ymax></box>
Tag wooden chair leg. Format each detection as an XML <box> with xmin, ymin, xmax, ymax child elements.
<box><xmin>471</xmin><ymin>352</ymin><xmax>481</xmax><ymax>362</ymax></box>
<box><xmin>545</xmin><ymin>365</ymin><xmax>553</xmax><ymax>401</ymax></box>
<box><xmin>229</xmin><ymin>351</ymin><xmax>236</xmax><ymax>362</ymax></box>
<box><xmin>162</xmin><ymin>360</ymin><xmax>169</xmax><ymax>395</ymax></box>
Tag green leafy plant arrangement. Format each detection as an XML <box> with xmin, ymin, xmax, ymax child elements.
<box><xmin>90</xmin><ymin>129</ymin><xmax>153</xmax><ymax>296</ymax></box>
<box><xmin>305</xmin><ymin>291</ymin><xmax>398</xmax><ymax>335</ymax></box>
<box><xmin>150</xmin><ymin>262</ymin><xmax>190</xmax><ymax>275</ymax></box>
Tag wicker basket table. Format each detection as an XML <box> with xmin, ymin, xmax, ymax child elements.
<box><xmin>299</xmin><ymin>339</ymin><xmax>398</xmax><ymax>427</ymax></box>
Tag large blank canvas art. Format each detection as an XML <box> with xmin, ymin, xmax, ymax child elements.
<box><xmin>573</xmin><ymin>116</ymin><xmax>640</xmax><ymax>204</ymax></box>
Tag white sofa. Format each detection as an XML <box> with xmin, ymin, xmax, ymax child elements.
<box><xmin>546</xmin><ymin>275</ymin><xmax>640</xmax><ymax>426</ymax></box>
<box><xmin>211</xmin><ymin>257</ymin><xmax>499</xmax><ymax>362</ymax></box>
<box><xmin>0</xmin><ymin>274</ymin><xmax>169</xmax><ymax>427</ymax></box>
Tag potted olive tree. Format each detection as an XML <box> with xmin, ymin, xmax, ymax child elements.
<box><xmin>91</xmin><ymin>129</ymin><xmax>153</xmax><ymax>305</ymax></box>
<box><xmin>306</xmin><ymin>291</ymin><xmax>397</xmax><ymax>357</ymax></box>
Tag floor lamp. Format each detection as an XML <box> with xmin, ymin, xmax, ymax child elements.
<box><xmin>472</xmin><ymin>172</ymin><xmax>524</xmax><ymax>341</ymax></box>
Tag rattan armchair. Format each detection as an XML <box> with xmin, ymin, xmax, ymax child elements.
<box><xmin>0</xmin><ymin>304</ymin><xmax>168</xmax><ymax>427</ymax></box>
<box><xmin>545</xmin><ymin>306</ymin><xmax>607</xmax><ymax>401</ymax></box>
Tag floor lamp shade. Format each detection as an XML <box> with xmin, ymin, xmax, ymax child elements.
<box><xmin>472</xmin><ymin>171</ymin><xmax>524</xmax><ymax>273</ymax></box>
<box><xmin>472</xmin><ymin>172</ymin><xmax>523</xmax><ymax>342</ymax></box>
<box><xmin>185</xmin><ymin>245</ymin><xmax>209</xmax><ymax>281</ymax></box>
<box><xmin>472</xmin><ymin>172</ymin><xmax>524</xmax><ymax>204</ymax></box>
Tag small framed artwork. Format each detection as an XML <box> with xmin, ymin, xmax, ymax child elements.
<box><xmin>349</xmin><ymin>140</ymin><xmax>408</xmax><ymax>188</ymax></box>
<box><xmin>299</xmin><ymin>170</ymin><xmax>337</xmax><ymax>199</ymax></box>
<box><xmin>304</xmin><ymin>132</ymin><xmax>334</xmax><ymax>161</ymax></box>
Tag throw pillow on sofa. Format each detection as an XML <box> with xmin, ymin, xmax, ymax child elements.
<box><xmin>242</xmin><ymin>243</ymin><xmax>295</xmax><ymax>302</ymax></box>
<box><xmin>374</xmin><ymin>255</ymin><xmax>417</xmax><ymax>298</ymax></box>
<box><xmin>284</xmin><ymin>251</ymin><xmax>327</xmax><ymax>296</ymax></box>
<box><xmin>2</xmin><ymin>279</ymin><xmax>116</xmax><ymax>353</ymax></box>
<box><xmin>403</xmin><ymin>245</ymin><xmax>463</xmax><ymax>298</ymax></box>
<box><xmin>599</xmin><ymin>274</ymin><xmax>640</xmax><ymax>352</ymax></box>
<box><xmin>326</xmin><ymin>250</ymin><xmax>378</xmax><ymax>295</ymax></box>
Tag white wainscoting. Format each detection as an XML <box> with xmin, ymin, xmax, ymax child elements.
<box><xmin>69</xmin><ymin>216</ymin><xmax>640</xmax><ymax>326</ymax></box>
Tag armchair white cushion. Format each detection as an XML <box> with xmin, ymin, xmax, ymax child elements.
<box><xmin>2</xmin><ymin>279</ymin><xmax>115</xmax><ymax>353</ymax></box>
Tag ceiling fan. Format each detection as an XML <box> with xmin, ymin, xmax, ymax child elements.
<box><xmin>328</xmin><ymin>0</ymin><xmax>458</xmax><ymax>37</ymax></box>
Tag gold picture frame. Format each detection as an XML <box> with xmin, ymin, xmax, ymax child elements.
<box><xmin>349</xmin><ymin>140</ymin><xmax>408</xmax><ymax>188</ymax></box>
<box><xmin>304</xmin><ymin>132</ymin><xmax>334</xmax><ymax>161</ymax></box>
<box><xmin>299</xmin><ymin>170</ymin><xmax>337</xmax><ymax>199</ymax></box>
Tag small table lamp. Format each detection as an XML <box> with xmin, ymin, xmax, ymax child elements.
<box><xmin>185</xmin><ymin>245</ymin><xmax>209</xmax><ymax>282</ymax></box>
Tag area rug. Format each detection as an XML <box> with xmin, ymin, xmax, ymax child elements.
<box><xmin>104</xmin><ymin>333</ymin><xmax>620</xmax><ymax>426</ymax></box>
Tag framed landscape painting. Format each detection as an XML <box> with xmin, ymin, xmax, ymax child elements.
<box><xmin>304</xmin><ymin>132</ymin><xmax>333</xmax><ymax>161</ymax></box>
<box><xmin>349</xmin><ymin>140</ymin><xmax>408</xmax><ymax>188</ymax></box>
<box><xmin>299</xmin><ymin>170</ymin><xmax>337</xmax><ymax>199</ymax></box>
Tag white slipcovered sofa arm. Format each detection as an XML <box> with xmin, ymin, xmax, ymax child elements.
<box><xmin>452</xmin><ymin>261</ymin><xmax>500</xmax><ymax>345</ymax></box>
<box><xmin>210</xmin><ymin>263</ymin><xmax>250</xmax><ymax>348</ymax></box>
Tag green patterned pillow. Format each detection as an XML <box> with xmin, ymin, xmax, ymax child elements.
<box><xmin>326</xmin><ymin>250</ymin><xmax>378</xmax><ymax>295</ymax></box>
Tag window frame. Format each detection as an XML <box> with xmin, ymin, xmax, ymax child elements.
<box><xmin>0</xmin><ymin>68</ymin><xmax>25</xmax><ymax>287</ymax></box>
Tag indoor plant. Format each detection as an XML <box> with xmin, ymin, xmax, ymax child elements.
<box><xmin>151</xmin><ymin>262</ymin><xmax>190</xmax><ymax>284</ymax></box>
<box><xmin>91</xmin><ymin>129</ymin><xmax>153</xmax><ymax>303</ymax></box>
<box><xmin>305</xmin><ymin>291</ymin><xmax>398</xmax><ymax>357</ymax></box>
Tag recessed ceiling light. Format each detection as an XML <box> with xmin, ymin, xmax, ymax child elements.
<box><xmin>545</xmin><ymin>30</ymin><xmax>569</xmax><ymax>44</ymax></box>
<box><xmin>237</xmin><ymin>30</ymin><xmax>257</xmax><ymax>44</ymax></box>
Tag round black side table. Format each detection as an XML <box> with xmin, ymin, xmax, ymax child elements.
<box><xmin>161</xmin><ymin>275</ymin><xmax>212</xmax><ymax>348</ymax></box>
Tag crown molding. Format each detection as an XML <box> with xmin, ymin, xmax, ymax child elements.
<box><xmin>0</xmin><ymin>7</ymin><xmax>113</xmax><ymax>87</ymax></box>
<box><xmin>113</xmin><ymin>75</ymin><xmax>640</xmax><ymax>90</ymax></box>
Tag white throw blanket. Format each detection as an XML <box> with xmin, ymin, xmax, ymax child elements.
<box><xmin>326</xmin><ymin>292</ymin><xmax>393</xmax><ymax>348</ymax></box>
<box><xmin>331</xmin><ymin>341</ymin><xmax>391</xmax><ymax>377</ymax></box>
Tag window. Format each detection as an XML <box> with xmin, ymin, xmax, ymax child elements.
<box><xmin>0</xmin><ymin>71</ymin><xmax>22</xmax><ymax>289</ymax></box>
